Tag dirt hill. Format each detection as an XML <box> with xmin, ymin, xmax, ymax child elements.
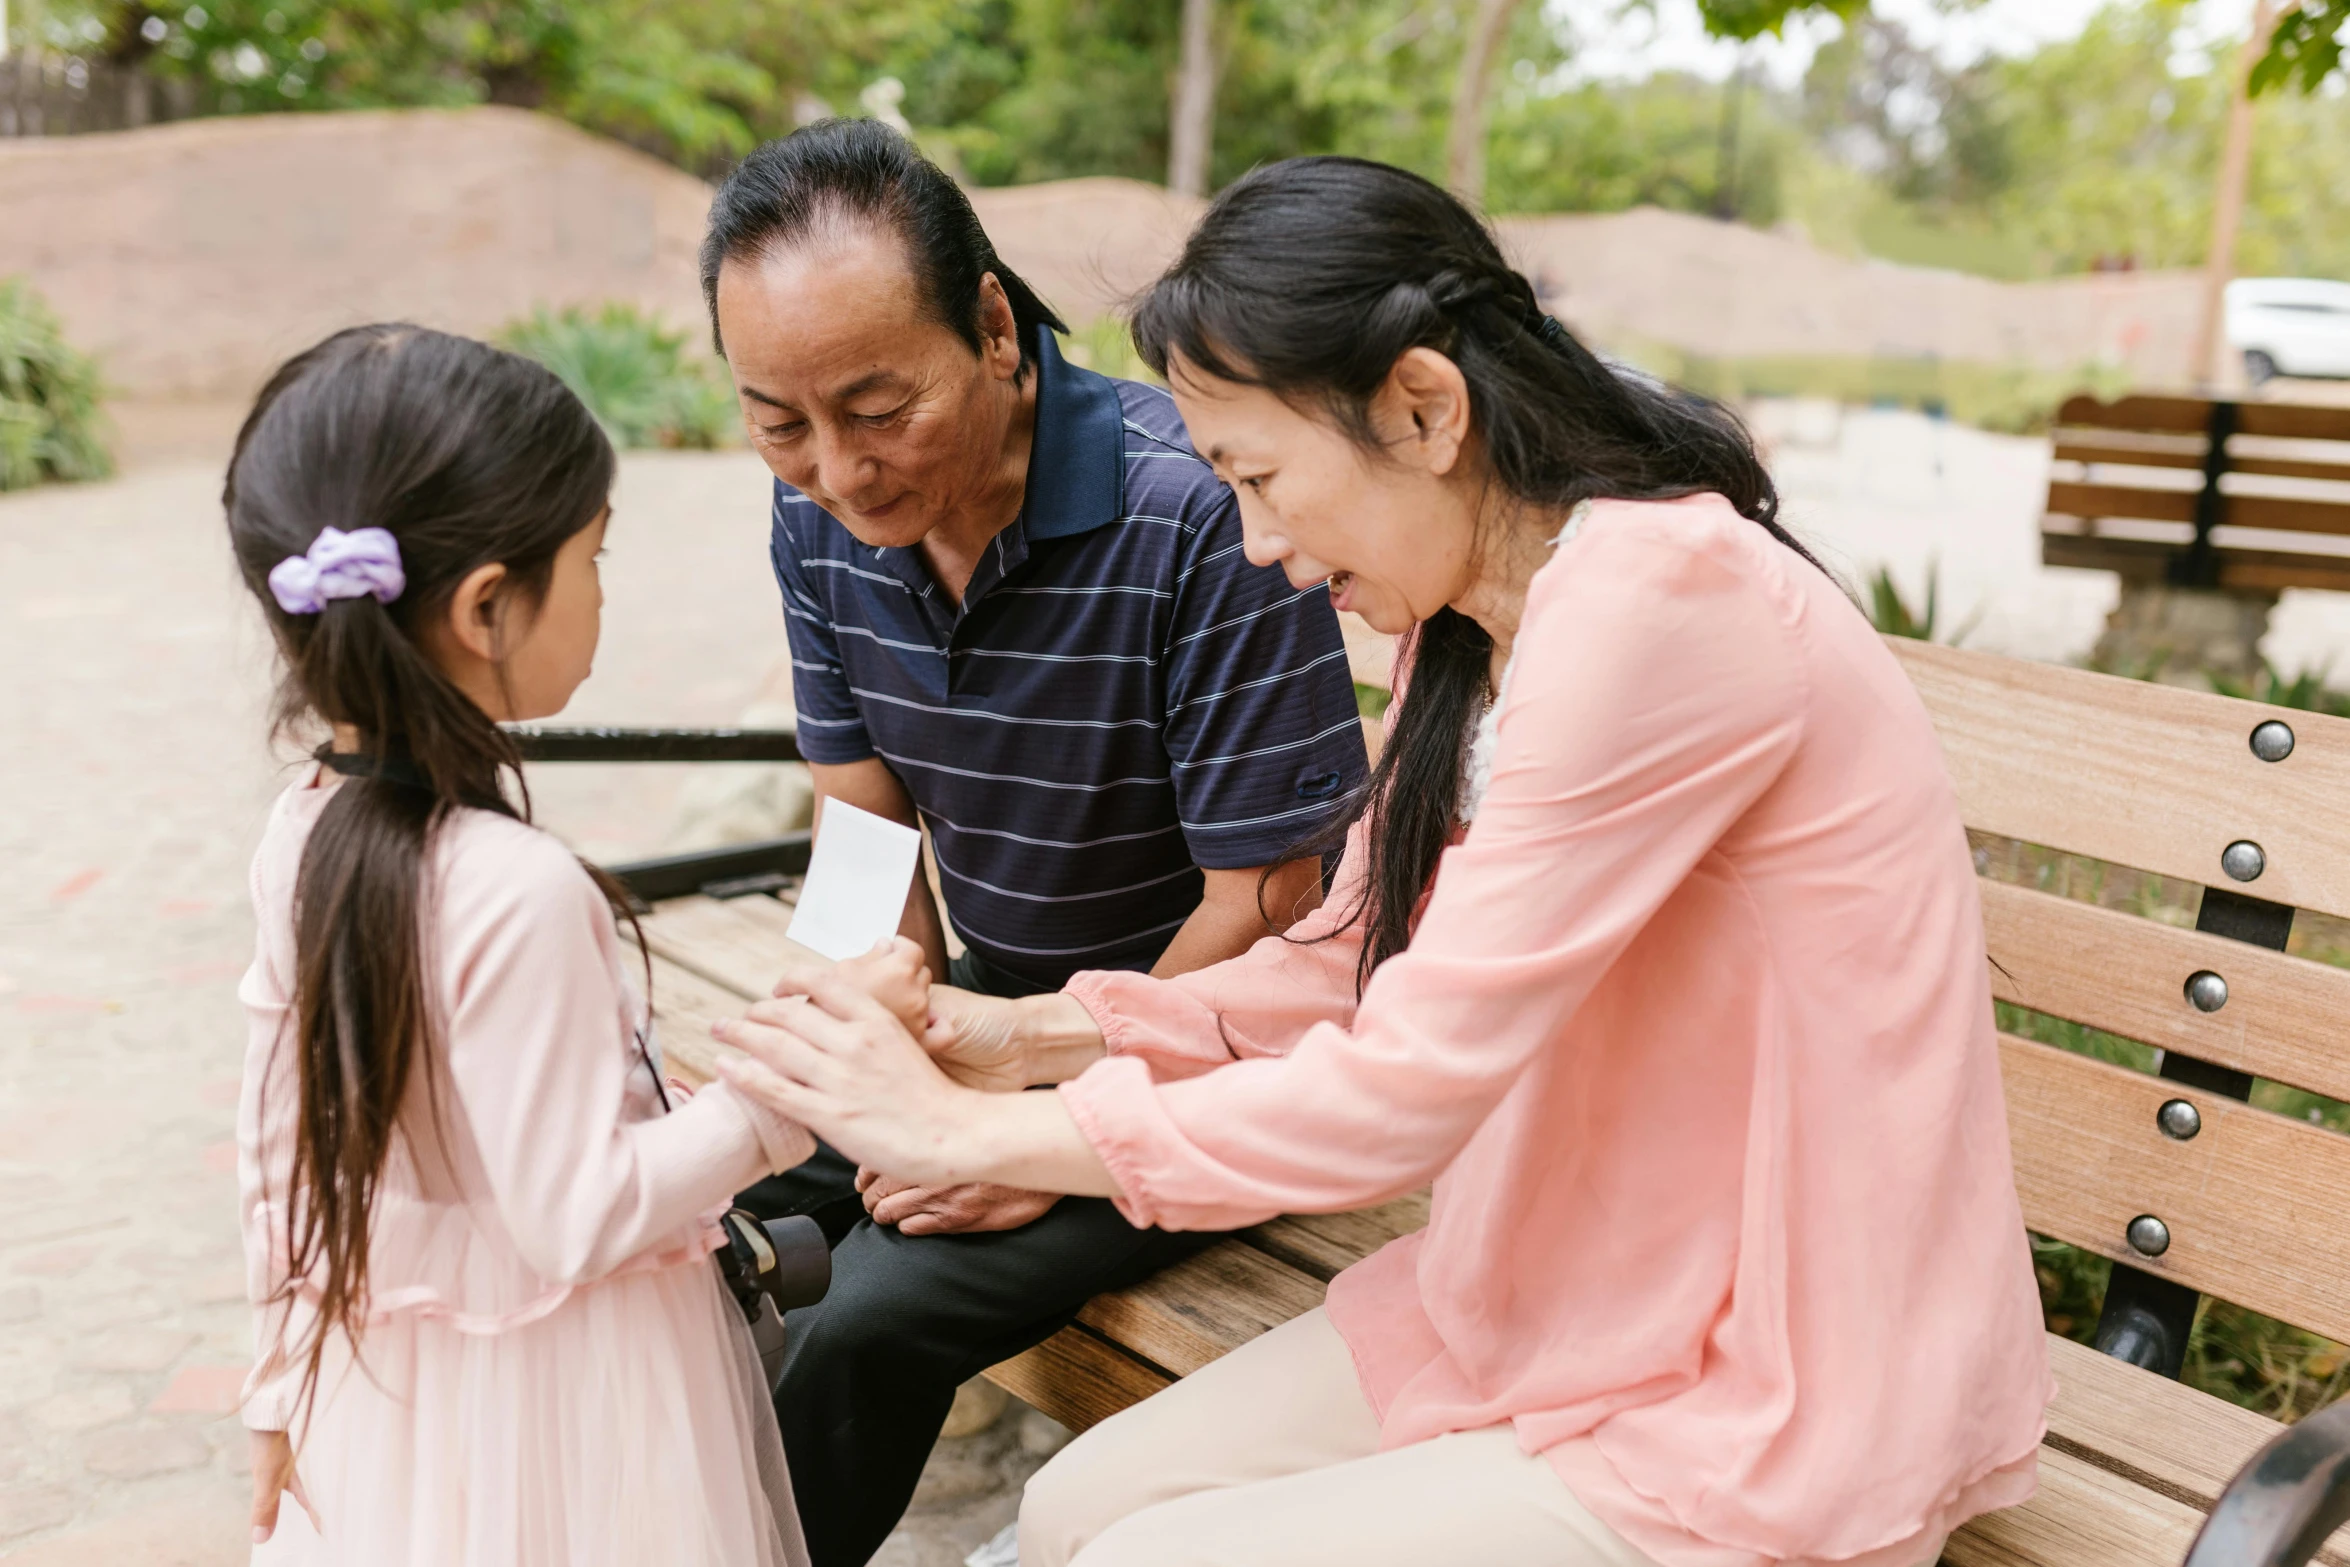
<box><xmin>0</xmin><ymin>105</ymin><xmax>2202</xmax><ymax>400</ymax></box>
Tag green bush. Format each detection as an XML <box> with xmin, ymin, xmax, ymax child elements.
<box><xmin>496</xmin><ymin>304</ymin><xmax>737</xmax><ymax>451</ymax></box>
<box><xmin>0</xmin><ymin>277</ymin><xmax>112</xmax><ymax>492</ymax></box>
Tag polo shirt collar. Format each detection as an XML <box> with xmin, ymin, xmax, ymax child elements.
<box><xmin>1018</xmin><ymin>326</ymin><xmax>1127</xmax><ymax>541</ymax></box>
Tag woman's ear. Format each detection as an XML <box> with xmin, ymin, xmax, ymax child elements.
<box><xmin>1381</xmin><ymin>348</ymin><xmax>1473</xmax><ymax>477</ymax></box>
<box><xmin>441</xmin><ymin>561</ymin><xmax>512</xmax><ymax>664</ymax></box>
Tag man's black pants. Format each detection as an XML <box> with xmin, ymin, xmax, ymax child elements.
<box><xmin>736</xmin><ymin>950</ymin><xmax>1218</xmax><ymax>1567</ymax></box>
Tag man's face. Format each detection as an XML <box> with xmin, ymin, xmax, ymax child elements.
<box><xmin>716</xmin><ymin>227</ymin><xmax>1022</xmax><ymax>550</ymax></box>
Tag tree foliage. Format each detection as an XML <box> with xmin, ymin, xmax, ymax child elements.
<box><xmin>2253</xmin><ymin>0</ymin><xmax>2350</xmax><ymax>96</ymax></box>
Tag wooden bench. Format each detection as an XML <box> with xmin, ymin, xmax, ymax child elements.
<box><xmin>2042</xmin><ymin>393</ymin><xmax>2350</xmax><ymax>593</ymax></box>
<box><xmin>521</xmin><ymin>638</ymin><xmax>2350</xmax><ymax>1566</ymax></box>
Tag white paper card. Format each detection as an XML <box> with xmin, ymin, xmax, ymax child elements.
<box><xmin>784</xmin><ymin>800</ymin><xmax>925</xmax><ymax>962</ymax></box>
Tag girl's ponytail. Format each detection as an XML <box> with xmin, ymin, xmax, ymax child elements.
<box><xmin>224</xmin><ymin>325</ymin><xmax>618</xmax><ymax>1418</ymax></box>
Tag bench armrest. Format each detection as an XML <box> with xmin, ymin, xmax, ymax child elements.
<box><xmin>505</xmin><ymin>725</ymin><xmax>802</xmax><ymax>764</ymax></box>
<box><xmin>2183</xmin><ymin>1400</ymin><xmax>2350</xmax><ymax>1567</ymax></box>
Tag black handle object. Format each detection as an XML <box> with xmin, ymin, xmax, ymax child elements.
<box><xmin>2182</xmin><ymin>1400</ymin><xmax>2350</xmax><ymax>1567</ymax></box>
<box><xmin>759</xmin><ymin>1214</ymin><xmax>831</xmax><ymax>1311</ymax></box>
<box><xmin>718</xmin><ymin>1209</ymin><xmax>832</xmax><ymax>1315</ymax></box>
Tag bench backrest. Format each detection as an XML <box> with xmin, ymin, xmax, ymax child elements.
<box><xmin>1895</xmin><ymin>639</ymin><xmax>2350</xmax><ymax>1355</ymax></box>
<box><xmin>2041</xmin><ymin>394</ymin><xmax>2350</xmax><ymax>593</ymax></box>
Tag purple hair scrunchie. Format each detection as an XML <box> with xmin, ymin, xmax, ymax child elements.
<box><xmin>267</xmin><ymin>527</ymin><xmax>406</xmax><ymax>616</ymax></box>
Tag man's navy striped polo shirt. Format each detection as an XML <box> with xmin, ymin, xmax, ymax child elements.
<box><xmin>770</xmin><ymin>328</ymin><xmax>1367</xmax><ymax>988</ymax></box>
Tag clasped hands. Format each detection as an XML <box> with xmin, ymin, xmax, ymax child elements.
<box><xmin>713</xmin><ymin>941</ymin><xmax>1095</xmax><ymax>1234</ymax></box>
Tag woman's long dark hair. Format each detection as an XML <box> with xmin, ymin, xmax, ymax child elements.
<box><xmin>1130</xmin><ymin>157</ymin><xmax>1826</xmax><ymax>993</ymax></box>
<box><xmin>223</xmin><ymin>324</ymin><xmax>620</xmax><ymax>1418</ymax></box>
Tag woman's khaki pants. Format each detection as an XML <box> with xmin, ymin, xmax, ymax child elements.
<box><xmin>1017</xmin><ymin>1308</ymin><xmax>1665</xmax><ymax>1567</ymax></box>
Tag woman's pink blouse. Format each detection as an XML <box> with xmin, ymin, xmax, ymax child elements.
<box><xmin>1060</xmin><ymin>496</ymin><xmax>2052</xmax><ymax>1567</ymax></box>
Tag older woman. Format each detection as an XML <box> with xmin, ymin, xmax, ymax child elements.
<box><xmin>714</xmin><ymin>155</ymin><xmax>2050</xmax><ymax>1567</ymax></box>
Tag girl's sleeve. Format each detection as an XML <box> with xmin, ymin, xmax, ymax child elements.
<box><xmin>1059</xmin><ymin>518</ymin><xmax>1809</xmax><ymax>1231</ymax></box>
<box><xmin>235</xmin><ymin>866</ymin><xmax>313</xmax><ymax>1434</ymax></box>
<box><xmin>436</xmin><ymin>831</ymin><xmax>813</xmax><ymax>1285</ymax></box>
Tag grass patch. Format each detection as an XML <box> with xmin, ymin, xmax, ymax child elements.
<box><xmin>497</xmin><ymin>303</ymin><xmax>737</xmax><ymax>450</ymax></box>
<box><xmin>1354</xmin><ymin>681</ymin><xmax>1392</xmax><ymax>722</ymax></box>
<box><xmin>0</xmin><ymin>277</ymin><xmax>111</xmax><ymax>491</ymax></box>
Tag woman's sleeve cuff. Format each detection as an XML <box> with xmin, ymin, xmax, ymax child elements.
<box><xmin>1058</xmin><ymin>1056</ymin><xmax>1167</xmax><ymax>1230</ymax></box>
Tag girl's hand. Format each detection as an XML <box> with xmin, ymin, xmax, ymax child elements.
<box><xmin>716</xmin><ymin>975</ymin><xmax>984</xmax><ymax>1183</ymax></box>
<box><xmin>816</xmin><ymin>938</ymin><xmax>933</xmax><ymax>1037</ymax></box>
<box><xmin>249</xmin><ymin>1429</ymin><xmax>319</xmax><ymax>1543</ymax></box>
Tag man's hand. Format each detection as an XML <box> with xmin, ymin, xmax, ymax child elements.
<box><xmin>855</xmin><ymin>1168</ymin><xmax>1061</xmax><ymax>1235</ymax></box>
<box><xmin>249</xmin><ymin>1429</ymin><xmax>318</xmax><ymax>1543</ymax></box>
<box><xmin>922</xmin><ymin>986</ymin><xmax>1034</xmax><ymax>1093</ymax></box>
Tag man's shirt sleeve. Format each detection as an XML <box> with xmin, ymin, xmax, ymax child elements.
<box><xmin>1161</xmin><ymin>491</ymin><xmax>1369</xmax><ymax>870</ymax></box>
<box><xmin>768</xmin><ymin>487</ymin><xmax>875</xmax><ymax>765</ymax></box>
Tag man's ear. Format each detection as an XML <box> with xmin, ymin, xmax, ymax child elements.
<box><xmin>441</xmin><ymin>561</ymin><xmax>511</xmax><ymax>664</ymax></box>
<box><xmin>1380</xmin><ymin>347</ymin><xmax>1473</xmax><ymax>478</ymax></box>
<box><xmin>976</xmin><ymin>273</ymin><xmax>1023</xmax><ymax>381</ymax></box>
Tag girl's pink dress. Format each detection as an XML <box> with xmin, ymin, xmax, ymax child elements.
<box><xmin>237</xmin><ymin>766</ymin><xmax>814</xmax><ymax>1567</ymax></box>
<box><xmin>1059</xmin><ymin>496</ymin><xmax>2054</xmax><ymax>1567</ymax></box>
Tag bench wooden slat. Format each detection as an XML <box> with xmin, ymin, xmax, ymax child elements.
<box><xmin>1983</xmin><ymin>878</ymin><xmax>2350</xmax><ymax>1104</ymax></box>
<box><xmin>639</xmin><ymin>949</ymin><xmax>751</xmax><ymax>1088</ymax></box>
<box><xmin>639</xmin><ymin>893</ymin><xmax>811</xmax><ymax>1002</ymax></box>
<box><xmin>2042</xmin><ymin>1334</ymin><xmax>2350</xmax><ymax>1564</ymax></box>
<box><xmin>2047</xmin><ymin>480</ymin><xmax>2350</xmax><ymax>539</ymax></box>
<box><xmin>1075</xmin><ymin>1239</ymin><xmax>1328</xmax><ymax>1378</ymax></box>
<box><xmin>2040</xmin><ymin>530</ymin><xmax>2350</xmax><ymax>593</ymax></box>
<box><xmin>984</xmin><ymin>1325</ymin><xmax>1175</xmax><ymax>1435</ymax></box>
<box><xmin>1946</xmin><ymin>1445</ymin><xmax>2203</xmax><ymax>1567</ymax></box>
<box><xmin>1244</xmin><ymin>1194</ymin><xmax>1430</xmax><ymax>1283</ymax></box>
<box><xmin>2003</xmin><ymin>1032</ymin><xmax>2350</xmax><ymax>1346</ymax></box>
<box><xmin>2058</xmin><ymin>395</ymin><xmax>2350</xmax><ymax>443</ymax></box>
<box><xmin>2055</xmin><ymin>436</ymin><xmax>2350</xmax><ymax>487</ymax></box>
<box><xmin>1894</xmin><ymin>638</ymin><xmax>2350</xmax><ymax>923</ymax></box>
<box><xmin>2047</xmin><ymin>479</ymin><xmax>2201</xmax><ymax>527</ymax></box>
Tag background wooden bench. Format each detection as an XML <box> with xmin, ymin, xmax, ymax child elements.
<box><xmin>520</xmin><ymin>635</ymin><xmax>2350</xmax><ymax>1566</ymax></box>
<box><xmin>2042</xmin><ymin>393</ymin><xmax>2350</xmax><ymax>593</ymax></box>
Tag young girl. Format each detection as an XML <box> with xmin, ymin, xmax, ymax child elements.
<box><xmin>228</xmin><ymin>325</ymin><xmax>814</xmax><ymax>1567</ymax></box>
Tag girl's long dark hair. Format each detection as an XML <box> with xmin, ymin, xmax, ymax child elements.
<box><xmin>1130</xmin><ymin>157</ymin><xmax>1826</xmax><ymax>993</ymax></box>
<box><xmin>223</xmin><ymin>324</ymin><xmax>619</xmax><ymax>1418</ymax></box>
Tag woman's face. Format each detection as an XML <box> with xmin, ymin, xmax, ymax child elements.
<box><xmin>1168</xmin><ymin>350</ymin><xmax>1480</xmax><ymax>637</ymax></box>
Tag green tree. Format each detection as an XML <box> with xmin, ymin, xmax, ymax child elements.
<box><xmin>2253</xmin><ymin>0</ymin><xmax>2349</xmax><ymax>95</ymax></box>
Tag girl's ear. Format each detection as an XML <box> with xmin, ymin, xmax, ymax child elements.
<box><xmin>442</xmin><ymin>561</ymin><xmax>511</xmax><ymax>664</ymax></box>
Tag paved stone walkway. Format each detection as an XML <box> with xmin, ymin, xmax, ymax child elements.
<box><xmin>0</xmin><ymin>445</ymin><xmax>1054</xmax><ymax>1565</ymax></box>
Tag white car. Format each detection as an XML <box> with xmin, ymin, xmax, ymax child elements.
<box><xmin>2226</xmin><ymin>277</ymin><xmax>2350</xmax><ymax>383</ymax></box>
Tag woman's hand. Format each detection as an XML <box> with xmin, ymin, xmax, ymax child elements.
<box><xmin>713</xmin><ymin>973</ymin><xmax>1120</xmax><ymax>1196</ymax></box>
<box><xmin>788</xmin><ymin>939</ymin><xmax>1103</xmax><ymax>1093</ymax></box>
<box><xmin>717</xmin><ymin>974</ymin><xmax>988</xmax><ymax>1183</ymax></box>
<box><xmin>249</xmin><ymin>1429</ymin><xmax>318</xmax><ymax>1543</ymax></box>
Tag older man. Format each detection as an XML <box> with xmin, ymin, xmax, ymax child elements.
<box><xmin>703</xmin><ymin>121</ymin><xmax>1368</xmax><ymax>1566</ymax></box>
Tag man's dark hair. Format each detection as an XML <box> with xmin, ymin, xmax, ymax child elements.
<box><xmin>700</xmin><ymin>119</ymin><xmax>1067</xmax><ymax>377</ymax></box>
